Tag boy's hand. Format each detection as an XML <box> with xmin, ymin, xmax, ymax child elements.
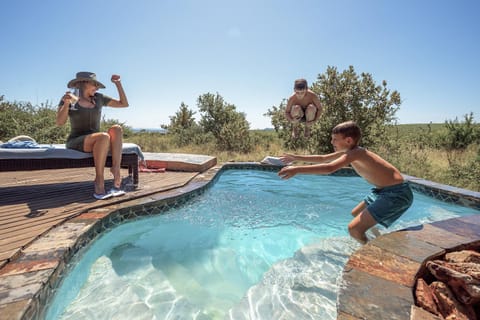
<box><xmin>280</xmin><ymin>153</ymin><xmax>295</xmax><ymax>164</ymax></box>
<box><xmin>278</xmin><ymin>166</ymin><xmax>296</xmax><ymax>180</ymax></box>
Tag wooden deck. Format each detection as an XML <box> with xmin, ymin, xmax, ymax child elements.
<box><xmin>0</xmin><ymin>168</ymin><xmax>199</xmax><ymax>269</ymax></box>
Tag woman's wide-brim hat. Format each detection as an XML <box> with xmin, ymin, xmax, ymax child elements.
<box><xmin>67</xmin><ymin>71</ymin><xmax>106</xmax><ymax>89</ymax></box>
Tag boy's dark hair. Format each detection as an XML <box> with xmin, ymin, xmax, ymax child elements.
<box><xmin>294</xmin><ymin>79</ymin><xmax>308</xmax><ymax>90</ymax></box>
<box><xmin>332</xmin><ymin>121</ymin><xmax>362</xmax><ymax>145</ymax></box>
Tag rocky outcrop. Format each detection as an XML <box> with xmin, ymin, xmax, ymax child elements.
<box><xmin>415</xmin><ymin>249</ymin><xmax>480</xmax><ymax>320</ymax></box>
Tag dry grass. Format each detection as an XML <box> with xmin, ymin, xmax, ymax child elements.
<box><xmin>127</xmin><ymin>131</ymin><xmax>479</xmax><ymax>192</ymax></box>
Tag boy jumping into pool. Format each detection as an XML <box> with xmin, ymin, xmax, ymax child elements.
<box><xmin>278</xmin><ymin>121</ymin><xmax>413</xmax><ymax>244</ymax></box>
<box><xmin>285</xmin><ymin>79</ymin><xmax>323</xmax><ymax>138</ymax></box>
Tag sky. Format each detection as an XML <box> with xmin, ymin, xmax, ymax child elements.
<box><xmin>1</xmin><ymin>0</ymin><xmax>479</xmax><ymax>129</ymax></box>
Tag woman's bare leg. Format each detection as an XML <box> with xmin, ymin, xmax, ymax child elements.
<box><xmin>83</xmin><ymin>132</ymin><xmax>111</xmax><ymax>194</ymax></box>
<box><xmin>108</xmin><ymin>125</ymin><xmax>123</xmax><ymax>188</ymax></box>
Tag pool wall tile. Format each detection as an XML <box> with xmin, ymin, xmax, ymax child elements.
<box><xmin>405</xmin><ymin>174</ymin><xmax>480</xmax><ymax>210</ymax></box>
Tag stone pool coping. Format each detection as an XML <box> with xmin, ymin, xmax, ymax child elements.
<box><xmin>0</xmin><ymin>163</ymin><xmax>479</xmax><ymax>320</ymax></box>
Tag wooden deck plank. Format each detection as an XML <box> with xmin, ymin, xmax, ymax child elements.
<box><xmin>0</xmin><ymin>167</ymin><xmax>199</xmax><ymax>267</ymax></box>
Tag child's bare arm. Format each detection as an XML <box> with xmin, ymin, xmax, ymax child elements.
<box><xmin>280</xmin><ymin>151</ymin><xmax>345</xmax><ymax>164</ymax></box>
<box><xmin>278</xmin><ymin>153</ymin><xmax>352</xmax><ymax>179</ymax></box>
<box><xmin>312</xmin><ymin>94</ymin><xmax>323</xmax><ymax>121</ymax></box>
<box><xmin>285</xmin><ymin>95</ymin><xmax>295</xmax><ymax>121</ymax></box>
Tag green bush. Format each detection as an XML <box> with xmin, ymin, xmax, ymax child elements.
<box><xmin>162</xmin><ymin>102</ymin><xmax>210</xmax><ymax>147</ymax></box>
<box><xmin>0</xmin><ymin>95</ymin><xmax>69</xmax><ymax>143</ymax></box>
<box><xmin>197</xmin><ymin>93</ymin><xmax>252</xmax><ymax>152</ymax></box>
<box><xmin>443</xmin><ymin>152</ymin><xmax>480</xmax><ymax>191</ymax></box>
<box><xmin>438</xmin><ymin>113</ymin><xmax>479</xmax><ymax>150</ymax></box>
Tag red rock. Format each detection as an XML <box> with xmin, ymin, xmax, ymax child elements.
<box><xmin>415</xmin><ymin>278</ymin><xmax>440</xmax><ymax>316</ymax></box>
<box><xmin>427</xmin><ymin>260</ymin><xmax>480</xmax><ymax>305</ymax></box>
<box><xmin>430</xmin><ymin>281</ymin><xmax>476</xmax><ymax>320</ymax></box>
<box><xmin>446</xmin><ymin>250</ymin><xmax>480</xmax><ymax>264</ymax></box>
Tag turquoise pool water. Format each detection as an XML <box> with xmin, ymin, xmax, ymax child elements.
<box><xmin>46</xmin><ymin>170</ymin><xmax>478</xmax><ymax>320</ymax></box>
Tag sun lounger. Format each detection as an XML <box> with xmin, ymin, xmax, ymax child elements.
<box><xmin>0</xmin><ymin>143</ymin><xmax>143</xmax><ymax>185</ymax></box>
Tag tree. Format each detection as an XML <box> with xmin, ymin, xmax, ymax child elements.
<box><xmin>164</xmin><ymin>102</ymin><xmax>197</xmax><ymax>131</ymax></box>
<box><xmin>162</xmin><ymin>102</ymin><xmax>205</xmax><ymax>146</ymax></box>
<box><xmin>197</xmin><ymin>93</ymin><xmax>252</xmax><ymax>152</ymax></box>
<box><xmin>266</xmin><ymin>66</ymin><xmax>402</xmax><ymax>153</ymax></box>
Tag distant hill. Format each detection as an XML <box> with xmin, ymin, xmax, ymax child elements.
<box><xmin>387</xmin><ymin>123</ymin><xmax>446</xmax><ymax>135</ymax></box>
<box><xmin>131</xmin><ymin>124</ymin><xmax>451</xmax><ymax>135</ymax></box>
<box><xmin>132</xmin><ymin>128</ymin><xmax>167</xmax><ymax>133</ymax></box>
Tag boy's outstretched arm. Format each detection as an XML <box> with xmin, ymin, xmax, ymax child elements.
<box><xmin>280</xmin><ymin>151</ymin><xmax>345</xmax><ymax>164</ymax></box>
<box><xmin>312</xmin><ymin>94</ymin><xmax>323</xmax><ymax>122</ymax></box>
<box><xmin>278</xmin><ymin>153</ymin><xmax>351</xmax><ymax>179</ymax></box>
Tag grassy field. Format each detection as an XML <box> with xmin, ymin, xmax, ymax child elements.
<box><xmin>126</xmin><ymin>123</ymin><xmax>479</xmax><ymax>192</ymax></box>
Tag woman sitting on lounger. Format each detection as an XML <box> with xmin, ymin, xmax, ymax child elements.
<box><xmin>56</xmin><ymin>71</ymin><xmax>129</xmax><ymax>200</ymax></box>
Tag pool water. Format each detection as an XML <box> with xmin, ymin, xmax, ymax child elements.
<box><xmin>46</xmin><ymin>170</ymin><xmax>477</xmax><ymax>320</ymax></box>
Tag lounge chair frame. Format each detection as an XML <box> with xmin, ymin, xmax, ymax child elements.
<box><xmin>0</xmin><ymin>153</ymin><xmax>139</xmax><ymax>185</ymax></box>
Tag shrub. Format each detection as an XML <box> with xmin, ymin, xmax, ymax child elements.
<box><xmin>438</xmin><ymin>113</ymin><xmax>479</xmax><ymax>150</ymax></box>
<box><xmin>197</xmin><ymin>93</ymin><xmax>252</xmax><ymax>152</ymax></box>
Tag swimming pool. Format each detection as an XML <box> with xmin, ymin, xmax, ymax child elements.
<box><xmin>45</xmin><ymin>169</ymin><xmax>478</xmax><ymax>319</ymax></box>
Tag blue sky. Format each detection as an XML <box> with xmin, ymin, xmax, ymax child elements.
<box><xmin>1</xmin><ymin>0</ymin><xmax>479</xmax><ymax>129</ymax></box>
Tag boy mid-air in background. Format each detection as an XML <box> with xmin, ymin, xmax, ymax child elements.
<box><xmin>285</xmin><ymin>79</ymin><xmax>322</xmax><ymax>138</ymax></box>
<box><xmin>278</xmin><ymin>121</ymin><xmax>413</xmax><ymax>244</ymax></box>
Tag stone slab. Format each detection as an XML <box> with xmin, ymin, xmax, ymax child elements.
<box><xmin>455</xmin><ymin>213</ymin><xmax>480</xmax><ymax>227</ymax></box>
<box><xmin>369</xmin><ymin>231</ymin><xmax>444</xmax><ymax>263</ymax></box>
<box><xmin>0</xmin><ymin>300</ymin><xmax>30</xmax><ymax>320</ymax></box>
<box><xmin>401</xmin><ymin>223</ymin><xmax>475</xmax><ymax>250</ymax></box>
<box><xmin>345</xmin><ymin>243</ymin><xmax>420</xmax><ymax>287</ymax></box>
<box><xmin>430</xmin><ymin>216</ymin><xmax>480</xmax><ymax>239</ymax></box>
<box><xmin>0</xmin><ymin>270</ymin><xmax>51</xmax><ymax>292</ymax></box>
<box><xmin>338</xmin><ymin>268</ymin><xmax>413</xmax><ymax>320</ymax></box>
<box><xmin>410</xmin><ymin>305</ymin><xmax>443</xmax><ymax>320</ymax></box>
<box><xmin>336</xmin><ymin>311</ymin><xmax>363</xmax><ymax>320</ymax></box>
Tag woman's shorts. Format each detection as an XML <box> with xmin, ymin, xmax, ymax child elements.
<box><xmin>66</xmin><ymin>135</ymin><xmax>87</xmax><ymax>152</ymax></box>
<box><xmin>364</xmin><ymin>182</ymin><xmax>413</xmax><ymax>228</ymax></box>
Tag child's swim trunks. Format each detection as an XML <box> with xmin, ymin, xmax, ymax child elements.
<box><xmin>364</xmin><ymin>182</ymin><xmax>413</xmax><ymax>228</ymax></box>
